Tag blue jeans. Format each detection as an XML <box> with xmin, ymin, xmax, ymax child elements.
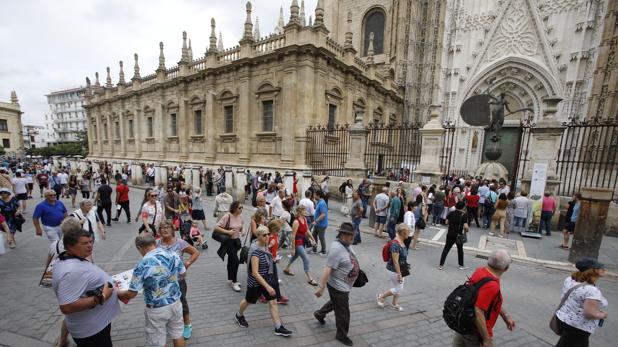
<box><xmin>483</xmin><ymin>206</ymin><xmax>495</xmax><ymax>228</ymax></box>
<box><xmin>387</xmin><ymin>219</ymin><xmax>397</xmax><ymax>240</ymax></box>
<box><xmin>513</xmin><ymin>216</ymin><xmax>526</xmax><ymax>228</ymax></box>
<box><xmin>361</xmin><ymin>197</ymin><xmax>368</xmax><ymax>218</ymax></box>
<box><xmin>433</xmin><ymin>204</ymin><xmax>444</xmax><ymax>224</ymax></box>
<box><xmin>288</xmin><ymin>245</ymin><xmax>310</xmax><ymax>272</ymax></box>
<box><xmin>539</xmin><ymin>211</ymin><xmax>553</xmax><ymax>235</ymax></box>
<box><xmin>352</xmin><ymin>217</ymin><xmax>362</xmax><ymax>243</ymax></box>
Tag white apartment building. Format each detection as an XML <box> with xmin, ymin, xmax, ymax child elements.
<box><xmin>45</xmin><ymin>87</ymin><xmax>87</xmax><ymax>144</ymax></box>
<box><xmin>22</xmin><ymin>124</ymin><xmax>47</xmax><ymax>149</ymax></box>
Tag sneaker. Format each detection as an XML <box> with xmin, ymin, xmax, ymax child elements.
<box><xmin>488</xmin><ymin>232</ymin><xmax>495</xmax><ymax>236</ymax></box>
<box><xmin>274</xmin><ymin>325</ymin><xmax>293</xmax><ymax>337</ymax></box>
<box><xmin>201</xmin><ymin>242</ymin><xmax>208</xmax><ymax>250</ymax></box>
<box><xmin>458</xmin><ymin>266</ymin><xmax>469</xmax><ymax>270</ymax></box>
<box><xmin>319</xmin><ymin>252</ymin><xmax>327</xmax><ymax>257</ymax></box>
<box><xmin>336</xmin><ymin>335</ymin><xmax>354</xmax><ymax>346</ymax></box>
<box><xmin>313</xmin><ymin>311</ymin><xmax>326</xmax><ymax>325</ymax></box>
<box><xmin>111</xmin><ymin>218</ymin><xmax>119</xmax><ymax>222</ymax></box>
<box><xmin>388</xmin><ymin>304</ymin><xmax>403</xmax><ymax>311</ymax></box>
<box><xmin>377</xmin><ymin>293</ymin><xmax>385</xmax><ymax>308</ymax></box>
<box><xmin>438</xmin><ymin>265</ymin><xmax>443</xmax><ymax>270</ymax></box>
<box><xmin>8</xmin><ymin>239</ymin><xmax>16</xmax><ymax>249</ymax></box>
<box><xmin>235</xmin><ymin>313</ymin><xmax>249</xmax><ymax>328</ymax></box>
<box><xmin>183</xmin><ymin>324</ymin><xmax>192</xmax><ymax>339</ymax></box>
<box><xmin>232</xmin><ymin>282</ymin><xmax>241</xmax><ymax>292</ymax></box>
<box><xmin>277</xmin><ymin>296</ymin><xmax>290</xmax><ymax>305</ymax></box>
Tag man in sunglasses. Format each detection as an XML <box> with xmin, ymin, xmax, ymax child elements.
<box><xmin>33</xmin><ymin>189</ymin><xmax>68</xmax><ymax>242</ymax></box>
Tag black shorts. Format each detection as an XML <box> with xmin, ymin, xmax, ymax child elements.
<box><xmin>27</xmin><ymin>183</ymin><xmax>33</xmax><ymax>190</ymax></box>
<box><xmin>16</xmin><ymin>193</ymin><xmax>28</xmax><ymax>201</ymax></box>
<box><xmin>191</xmin><ymin>209</ymin><xmax>205</xmax><ymax>220</ymax></box>
<box><xmin>245</xmin><ymin>285</ymin><xmax>275</xmax><ymax>304</ymax></box>
<box><xmin>565</xmin><ymin>221</ymin><xmax>576</xmax><ymax>232</ymax></box>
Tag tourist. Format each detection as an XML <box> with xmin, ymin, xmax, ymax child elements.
<box><xmin>561</xmin><ymin>193</ymin><xmax>582</xmax><ymax>250</ymax></box>
<box><xmin>95</xmin><ymin>179</ymin><xmax>113</xmax><ymax>227</ymax></box>
<box><xmin>270</xmin><ymin>186</ymin><xmax>285</xmax><ymax>219</ymax></box>
<box><xmin>554</xmin><ymin>258</ymin><xmax>608</xmax><ymax>347</ymax></box>
<box><xmin>411</xmin><ymin>194</ymin><xmax>427</xmax><ymax>250</ymax></box>
<box><xmin>512</xmin><ymin>191</ymin><xmax>530</xmax><ymax>234</ymax></box>
<box><xmin>70</xmin><ymin>199</ymin><xmax>105</xmax><ymax>243</ymax></box>
<box><xmin>11</xmin><ymin>171</ymin><xmax>29</xmax><ymax>211</ymax></box>
<box><xmin>112</xmin><ymin>179</ymin><xmax>130</xmax><ymax>223</ymax></box>
<box><xmin>478</xmin><ymin>180</ymin><xmax>489</xmax><ymax>218</ymax></box>
<box><xmin>234</xmin><ymin>225</ymin><xmax>293</xmax><ymax>337</ymax></box>
<box><xmin>250</xmin><ymin>208</ymin><xmax>268</xmax><ymax>242</ymax></box>
<box><xmin>34</xmin><ymin>189</ymin><xmax>68</xmax><ymax>242</ymax></box>
<box><xmin>189</xmin><ymin>221</ymin><xmax>207</xmax><ymax>249</ymax></box>
<box><xmin>25</xmin><ymin>168</ymin><xmax>34</xmax><ymax>199</ymax></box>
<box><xmin>311</xmin><ymin>189</ymin><xmax>329</xmax><ymax>255</ymax></box>
<box><xmin>67</xmin><ymin>174</ymin><xmax>78</xmax><ymax>208</ymax></box>
<box><xmin>452</xmin><ymin>249</ymin><xmax>516</xmax><ymax>347</ymax></box>
<box><xmin>539</xmin><ymin>192</ymin><xmax>557</xmax><ymax>236</ymax></box>
<box><xmin>157</xmin><ymin>220</ymin><xmax>200</xmax><ymax>340</ymax></box>
<box><xmin>439</xmin><ymin>201</ymin><xmax>469</xmax><ymax>270</ymax></box>
<box><xmin>373</xmin><ymin>187</ymin><xmax>390</xmax><ymax>238</ymax></box>
<box><xmin>214</xmin><ymin>201</ymin><xmax>245</xmax><ymax>292</ymax></box>
<box><xmin>58</xmin><ymin>169</ymin><xmax>69</xmax><ymax>197</ymax></box>
<box><xmin>118</xmin><ymin>234</ymin><xmax>186</xmax><ymax>347</ymax></box>
<box><xmin>191</xmin><ymin>187</ymin><xmax>208</xmax><ymax>232</ymax></box>
<box><xmin>377</xmin><ymin>223</ymin><xmax>412</xmax><ymax>311</ymax></box>
<box><xmin>403</xmin><ymin>201</ymin><xmax>416</xmax><ymax>249</ymax></box>
<box><xmin>36</xmin><ymin>169</ymin><xmax>49</xmax><ymax>197</ymax></box>
<box><xmin>299</xmin><ymin>190</ymin><xmax>315</xmax><ymax>225</ymax></box>
<box><xmin>498</xmin><ymin>179</ymin><xmax>510</xmax><ymax>196</ymax></box>
<box><xmin>164</xmin><ymin>185</ymin><xmax>180</xmax><ymax>221</ymax></box>
<box><xmin>260</xmin><ymin>219</ymin><xmax>290</xmax><ymax>304</ymax></box>
<box><xmin>0</xmin><ymin>168</ymin><xmax>11</xmax><ymax>190</ymax></box>
<box><xmin>51</xmin><ymin>222</ymin><xmax>120</xmax><ymax>347</ymax></box>
<box><xmin>433</xmin><ymin>186</ymin><xmax>445</xmax><ymax>225</ymax></box>
<box><xmin>489</xmin><ymin>193</ymin><xmax>508</xmax><ymax>238</ymax></box>
<box><xmin>427</xmin><ymin>186</ymin><xmax>435</xmax><ymax>221</ymax></box>
<box><xmin>264</xmin><ymin>183</ymin><xmax>277</xmax><ymax>207</ymax></box>
<box><xmin>358</xmin><ymin>179</ymin><xmax>372</xmax><ymax>218</ymax></box>
<box><xmin>314</xmin><ymin>223</ymin><xmax>360</xmax><ymax>346</ymax></box>
<box><xmin>483</xmin><ymin>185</ymin><xmax>498</xmax><ymax>229</ymax></box>
<box><xmin>213</xmin><ymin>189</ymin><xmax>233</xmax><ymax>221</ymax></box>
<box><xmin>505</xmin><ymin>191</ymin><xmax>515</xmax><ymax>234</ymax></box>
<box><xmin>386</xmin><ymin>190</ymin><xmax>401</xmax><ymax>240</ymax></box>
<box><xmin>344</xmin><ymin>179</ymin><xmax>354</xmax><ymax>214</ymax></box>
<box><xmin>351</xmin><ymin>192</ymin><xmax>363</xmax><ymax>245</ymax></box>
<box><xmin>0</xmin><ymin>187</ymin><xmax>22</xmax><ymax>248</ymax></box>
<box><xmin>321</xmin><ymin>176</ymin><xmax>330</xmax><ymax>206</ymax></box>
<box><xmin>140</xmin><ymin>189</ymin><xmax>163</xmax><ymax>236</ymax></box>
<box><xmin>283</xmin><ymin>204</ymin><xmax>318</xmax><ymax>285</ymax></box>
<box><xmin>465</xmin><ymin>185</ymin><xmax>481</xmax><ymax>227</ymax></box>
<box><xmin>278</xmin><ymin>200</ymin><xmax>293</xmax><ymax>248</ymax></box>
<box><xmin>79</xmin><ymin>173</ymin><xmax>92</xmax><ymax>199</ymax></box>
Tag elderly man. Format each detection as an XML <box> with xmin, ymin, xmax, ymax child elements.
<box><xmin>270</xmin><ymin>186</ymin><xmax>286</xmax><ymax>219</ymax></box>
<box><xmin>70</xmin><ymin>199</ymin><xmax>105</xmax><ymax>242</ymax></box>
<box><xmin>452</xmin><ymin>249</ymin><xmax>516</xmax><ymax>347</ymax></box>
<box><xmin>373</xmin><ymin>187</ymin><xmax>390</xmax><ymax>238</ymax></box>
<box><xmin>33</xmin><ymin>189</ymin><xmax>68</xmax><ymax>241</ymax></box>
<box><xmin>314</xmin><ymin>223</ymin><xmax>360</xmax><ymax>346</ymax></box>
<box><xmin>118</xmin><ymin>234</ymin><xmax>186</xmax><ymax>347</ymax></box>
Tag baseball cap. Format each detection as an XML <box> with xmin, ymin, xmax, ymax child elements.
<box><xmin>575</xmin><ymin>258</ymin><xmax>605</xmax><ymax>272</ymax></box>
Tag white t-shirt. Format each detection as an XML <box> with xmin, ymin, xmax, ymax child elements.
<box><xmin>556</xmin><ymin>276</ymin><xmax>608</xmax><ymax>334</ymax></box>
<box><xmin>403</xmin><ymin>210</ymin><xmax>416</xmax><ymax>230</ymax></box>
<box><xmin>512</xmin><ymin>196</ymin><xmax>530</xmax><ymax>218</ymax></box>
<box><xmin>270</xmin><ymin>195</ymin><xmax>284</xmax><ymax>217</ymax></box>
<box><xmin>374</xmin><ymin>193</ymin><xmax>390</xmax><ymax>217</ymax></box>
<box><xmin>11</xmin><ymin>177</ymin><xmax>28</xmax><ymax>194</ymax></box>
<box><xmin>70</xmin><ymin>208</ymin><xmax>100</xmax><ymax>242</ymax></box>
<box><xmin>321</xmin><ymin>181</ymin><xmax>329</xmax><ymax>194</ymax></box>
<box><xmin>58</xmin><ymin>172</ymin><xmax>69</xmax><ymax>184</ymax></box>
<box><xmin>299</xmin><ymin>198</ymin><xmax>315</xmax><ymax>217</ymax></box>
<box><xmin>478</xmin><ymin>185</ymin><xmax>489</xmax><ymax>203</ymax></box>
<box><xmin>280</xmin><ymin>210</ymin><xmax>292</xmax><ymax>232</ymax></box>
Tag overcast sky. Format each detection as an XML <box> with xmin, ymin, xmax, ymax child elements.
<box><xmin>0</xmin><ymin>0</ymin><xmax>317</xmax><ymax>126</ymax></box>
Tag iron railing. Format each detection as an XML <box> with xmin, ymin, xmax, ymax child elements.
<box><xmin>305</xmin><ymin>124</ymin><xmax>350</xmax><ymax>176</ymax></box>
<box><xmin>440</xmin><ymin>120</ymin><xmax>456</xmax><ymax>178</ymax></box>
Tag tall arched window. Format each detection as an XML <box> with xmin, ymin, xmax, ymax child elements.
<box><xmin>363</xmin><ymin>8</ymin><xmax>385</xmax><ymax>56</ymax></box>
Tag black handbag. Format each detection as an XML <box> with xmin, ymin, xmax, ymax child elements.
<box><xmin>456</xmin><ymin>233</ymin><xmax>467</xmax><ymax>245</ymax></box>
<box><xmin>353</xmin><ymin>269</ymin><xmax>368</xmax><ymax>288</ymax></box>
<box><xmin>239</xmin><ymin>227</ymin><xmax>251</xmax><ymax>264</ymax></box>
<box><xmin>416</xmin><ymin>217</ymin><xmax>426</xmax><ymax>230</ymax></box>
<box><xmin>400</xmin><ymin>262</ymin><xmax>411</xmax><ymax>277</ymax></box>
<box><xmin>212</xmin><ymin>213</ymin><xmax>231</xmax><ymax>243</ymax></box>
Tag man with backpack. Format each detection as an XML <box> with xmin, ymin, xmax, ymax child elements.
<box><xmin>444</xmin><ymin>249</ymin><xmax>516</xmax><ymax>347</ymax></box>
<box><xmin>482</xmin><ymin>185</ymin><xmax>498</xmax><ymax>229</ymax></box>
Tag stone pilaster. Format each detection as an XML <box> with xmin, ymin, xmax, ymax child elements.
<box><xmin>569</xmin><ymin>187</ymin><xmax>613</xmax><ymax>263</ymax></box>
<box><xmin>191</xmin><ymin>167</ymin><xmax>201</xmax><ymax>191</ymax></box>
<box><xmin>414</xmin><ymin>106</ymin><xmax>444</xmax><ymax>185</ymax></box>
<box><xmin>131</xmin><ymin>163</ymin><xmax>143</xmax><ymax>186</ymax></box>
<box><xmin>182</xmin><ymin>167</ymin><xmax>192</xmax><ymax>188</ymax></box>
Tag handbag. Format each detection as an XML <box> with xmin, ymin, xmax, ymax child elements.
<box><xmin>239</xmin><ymin>226</ymin><xmax>251</xmax><ymax>264</ymax></box>
<box><xmin>549</xmin><ymin>283</ymin><xmax>586</xmax><ymax>335</ymax></box>
<box><xmin>400</xmin><ymin>263</ymin><xmax>411</xmax><ymax>277</ymax></box>
<box><xmin>415</xmin><ymin>217</ymin><xmax>426</xmax><ymax>229</ymax></box>
<box><xmin>456</xmin><ymin>233</ymin><xmax>467</xmax><ymax>245</ymax></box>
<box><xmin>212</xmin><ymin>213</ymin><xmax>231</xmax><ymax>243</ymax></box>
<box><xmin>139</xmin><ymin>203</ymin><xmax>157</xmax><ymax>236</ymax></box>
<box><xmin>353</xmin><ymin>269</ymin><xmax>368</xmax><ymax>288</ymax></box>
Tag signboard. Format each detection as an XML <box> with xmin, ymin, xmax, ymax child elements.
<box><xmin>529</xmin><ymin>163</ymin><xmax>548</xmax><ymax>198</ymax></box>
<box><xmin>421</xmin><ymin>176</ymin><xmax>431</xmax><ymax>185</ymax></box>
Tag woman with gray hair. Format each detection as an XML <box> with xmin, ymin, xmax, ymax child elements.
<box><xmin>70</xmin><ymin>199</ymin><xmax>105</xmax><ymax>242</ymax></box>
<box><xmin>377</xmin><ymin>223</ymin><xmax>412</xmax><ymax>311</ymax></box>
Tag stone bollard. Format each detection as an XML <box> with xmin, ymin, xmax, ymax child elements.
<box><xmin>235</xmin><ymin>168</ymin><xmax>247</xmax><ymax>202</ymax></box>
<box><xmin>156</xmin><ymin>165</ymin><xmax>168</xmax><ymax>186</ymax></box>
<box><xmin>284</xmin><ymin>170</ymin><xmax>294</xmax><ymax>196</ymax></box>
<box><xmin>182</xmin><ymin>168</ymin><xmax>193</xmax><ymax>189</ymax></box>
<box><xmin>225</xmin><ymin>167</ymin><xmax>234</xmax><ymax>196</ymax></box>
<box><xmin>299</xmin><ymin>171</ymin><xmax>312</xmax><ymax>199</ymax></box>
<box><xmin>131</xmin><ymin>163</ymin><xmax>143</xmax><ymax>186</ymax></box>
<box><xmin>569</xmin><ymin>187</ymin><xmax>613</xmax><ymax>263</ymax></box>
<box><xmin>191</xmin><ymin>167</ymin><xmax>201</xmax><ymax>192</ymax></box>
<box><xmin>368</xmin><ymin>176</ymin><xmax>387</xmax><ymax>229</ymax></box>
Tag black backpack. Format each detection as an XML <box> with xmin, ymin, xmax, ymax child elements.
<box><xmin>443</xmin><ymin>277</ymin><xmax>498</xmax><ymax>334</ymax></box>
<box><xmin>339</xmin><ymin>182</ymin><xmax>347</xmax><ymax>194</ymax></box>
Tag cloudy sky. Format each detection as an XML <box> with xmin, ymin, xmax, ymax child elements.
<box><xmin>0</xmin><ymin>0</ymin><xmax>317</xmax><ymax>126</ymax></box>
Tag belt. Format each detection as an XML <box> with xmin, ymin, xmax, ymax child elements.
<box><xmin>146</xmin><ymin>302</ymin><xmax>171</xmax><ymax>309</ymax></box>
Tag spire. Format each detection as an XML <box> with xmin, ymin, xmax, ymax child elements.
<box><xmin>218</xmin><ymin>31</ymin><xmax>224</xmax><ymax>51</ymax></box>
<box><xmin>344</xmin><ymin>11</ymin><xmax>356</xmax><ymax>53</ymax></box>
<box><xmin>85</xmin><ymin>77</ymin><xmax>91</xmax><ymax>89</ymax></box>
<box><xmin>95</xmin><ymin>72</ymin><xmax>101</xmax><ymax>86</ymax></box>
<box><xmin>242</xmin><ymin>1</ymin><xmax>254</xmax><ymax>42</ymax></box>
<box><xmin>105</xmin><ymin>67</ymin><xmax>112</xmax><ymax>87</ymax></box>
<box><xmin>314</xmin><ymin>0</ymin><xmax>325</xmax><ymax>28</ymax></box>
<box><xmin>118</xmin><ymin>61</ymin><xmax>126</xmax><ymax>85</ymax></box>
<box><xmin>188</xmin><ymin>39</ymin><xmax>193</xmax><ymax>61</ymax></box>
<box><xmin>10</xmin><ymin>91</ymin><xmax>18</xmax><ymax>105</ymax></box>
<box><xmin>300</xmin><ymin>0</ymin><xmax>306</xmax><ymax>26</ymax></box>
<box><xmin>181</xmin><ymin>31</ymin><xmax>189</xmax><ymax>62</ymax></box>
<box><xmin>289</xmin><ymin>0</ymin><xmax>300</xmax><ymax>24</ymax></box>
<box><xmin>254</xmin><ymin>17</ymin><xmax>260</xmax><ymax>40</ymax></box>
<box><xmin>208</xmin><ymin>18</ymin><xmax>218</xmax><ymax>53</ymax></box>
<box><xmin>309</xmin><ymin>15</ymin><xmax>313</xmax><ymax>26</ymax></box>
<box><xmin>158</xmin><ymin>42</ymin><xmax>166</xmax><ymax>70</ymax></box>
<box><xmin>132</xmin><ymin>53</ymin><xmax>140</xmax><ymax>80</ymax></box>
<box><xmin>367</xmin><ymin>32</ymin><xmax>375</xmax><ymax>64</ymax></box>
<box><xmin>276</xmin><ymin>6</ymin><xmax>285</xmax><ymax>33</ymax></box>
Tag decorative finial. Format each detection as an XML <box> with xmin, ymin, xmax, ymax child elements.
<box><xmin>133</xmin><ymin>53</ymin><xmax>140</xmax><ymax>79</ymax></box>
<box><xmin>289</xmin><ymin>0</ymin><xmax>300</xmax><ymax>24</ymax></box>
<box><xmin>86</xmin><ymin>77</ymin><xmax>91</xmax><ymax>88</ymax></box>
<box><xmin>344</xmin><ymin>11</ymin><xmax>354</xmax><ymax>48</ymax></box>
<box><xmin>367</xmin><ymin>32</ymin><xmax>375</xmax><ymax>63</ymax></box>
<box><xmin>105</xmin><ymin>67</ymin><xmax>112</xmax><ymax>87</ymax></box>
<box><xmin>118</xmin><ymin>61</ymin><xmax>126</xmax><ymax>85</ymax></box>
<box><xmin>209</xmin><ymin>18</ymin><xmax>217</xmax><ymax>53</ymax></box>
<box><xmin>254</xmin><ymin>17</ymin><xmax>260</xmax><ymax>39</ymax></box>
<box><xmin>300</xmin><ymin>0</ymin><xmax>306</xmax><ymax>26</ymax></box>
<box><xmin>158</xmin><ymin>42</ymin><xmax>166</xmax><ymax>70</ymax></box>
<box><xmin>10</xmin><ymin>91</ymin><xmax>18</xmax><ymax>105</ymax></box>
<box><xmin>188</xmin><ymin>39</ymin><xmax>193</xmax><ymax>61</ymax></box>
<box><xmin>314</xmin><ymin>0</ymin><xmax>325</xmax><ymax>27</ymax></box>
<box><xmin>181</xmin><ymin>31</ymin><xmax>189</xmax><ymax>62</ymax></box>
<box><xmin>218</xmin><ymin>31</ymin><xmax>224</xmax><ymax>51</ymax></box>
<box><xmin>276</xmin><ymin>6</ymin><xmax>285</xmax><ymax>33</ymax></box>
<box><xmin>95</xmin><ymin>72</ymin><xmax>101</xmax><ymax>86</ymax></box>
<box><xmin>242</xmin><ymin>1</ymin><xmax>254</xmax><ymax>41</ymax></box>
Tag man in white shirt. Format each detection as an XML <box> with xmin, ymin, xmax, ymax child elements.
<box><xmin>299</xmin><ymin>190</ymin><xmax>315</xmax><ymax>225</ymax></box>
<box><xmin>478</xmin><ymin>181</ymin><xmax>489</xmax><ymax>215</ymax></box>
<box><xmin>70</xmin><ymin>199</ymin><xmax>106</xmax><ymax>242</ymax></box>
<box><xmin>270</xmin><ymin>189</ymin><xmax>285</xmax><ymax>218</ymax></box>
<box><xmin>511</xmin><ymin>191</ymin><xmax>530</xmax><ymax>233</ymax></box>
<box><xmin>11</xmin><ymin>171</ymin><xmax>29</xmax><ymax>211</ymax></box>
<box><xmin>373</xmin><ymin>187</ymin><xmax>390</xmax><ymax>238</ymax></box>
<box><xmin>498</xmin><ymin>180</ymin><xmax>510</xmax><ymax>196</ymax></box>
<box><xmin>57</xmin><ymin>170</ymin><xmax>69</xmax><ymax>197</ymax></box>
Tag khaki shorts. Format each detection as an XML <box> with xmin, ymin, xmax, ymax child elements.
<box><xmin>144</xmin><ymin>300</ymin><xmax>183</xmax><ymax>347</ymax></box>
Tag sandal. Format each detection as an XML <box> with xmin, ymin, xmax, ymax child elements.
<box><xmin>388</xmin><ymin>304</ymin><xmax>403</xmax><ymax>311</ymax></box>
<box><xmin>307</xmin><ymin>279</ymin><xmax>318</xmax><ymax>286</ymax></box>
<box><xmin>377</xmin><ymin>294</ymin><xmax>385</xmax><ymax>308</ymax></box>
<box><xmin>283</xmin><ymin>269</ymin><xmax>294</xmax><ymax>276</ymax></box>
<box><xmin>559</xmin><ymin>245</ymin><xmax>570</xmax><ymax>250</ymax></box>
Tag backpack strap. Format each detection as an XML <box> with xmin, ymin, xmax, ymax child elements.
<box><xmin>472</xmin><ymin>276</ymin><xmax>499</xmax><ymax>320</ymax></box>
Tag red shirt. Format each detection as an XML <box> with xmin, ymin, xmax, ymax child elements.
<box><xmin>466</xmin><ymin>194</ymin><xmax>480</xmax><ymax>208</ymax></box>
<box><xmin>542</xmin><ymin>196</ymin><xmax>556</xmax><ymax>212</ymax></box>
<box><xmin>469</xmin><ymin>267</ymin><xmax>502</xmax><ymax>338</ymax></box>
<box><xmin>269</xmin><ymin>233</ymin><xmax>279</xmax><ymax>258</ymax></box>
<box><xmin>116</xmin><ymin>184</ymin><xmax>129</xmax><ymax>202</ymax></box>
<box><xmin>294</xmin><ymin>216</ymin><xmax>308</xmax><ymax>246</ymax></box>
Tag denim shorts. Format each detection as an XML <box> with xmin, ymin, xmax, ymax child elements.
<box><xmin>376</xmin><ymin>215</ymin><xmax>387</xmax><ymax>224</ymax></box>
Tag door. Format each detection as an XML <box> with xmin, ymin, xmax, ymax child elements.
<box><xmin>481</xmin><ymin>127</ymin><xmax>520</xmax><ymax>179</ymax></box>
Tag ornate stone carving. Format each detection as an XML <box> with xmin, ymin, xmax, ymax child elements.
<box><xmin>487</xmin><ymin>0</ymin><xmax>537</xmax><ymax>61</ymax></box>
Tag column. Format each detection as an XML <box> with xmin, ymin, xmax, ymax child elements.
<box><xmin>299</xmin><ymin>171</ymin><xmax>312</xmax><ymax>198</ymax></box>
<box><xmin>179</xmin><ymin>96</ymin><xmax>189</xmax><ymax>160</ymax></box>
<box><xmin>414</xmin><ymin>105</ymin><xmax>445</xmax><ymax>186</ymax></box>
<box><xmin>159</xmin><ymin>165</ymin><xmax>168</xmax><ymax>186</ymax></box>
<box><xmin>134</xmin><ymin>107</ymin><xmax>143</xmax><ymax>157</ymax></box>
<box><xmin>238</xmin><ymin>72</ymin><xmax>251</xmax><ymax>165</ymax></box>
<box><xmin>157</xmin><ymin>102</ymin><xmax>167</xmax><ymax>159</ymax></box>
<box><xmin>205</xmin><ymin>88</ymin><xmax>216</xmax><ymax>164</ymax></box>
<box><xmin>569</xmin><ymin>187</ymin><xmax>613</xmax><ymax>262</ymax></box>
<box><xmin>224</xmin><ymin>167</ymin><xmax>234</xmax><ymax>195</ymax></box>
<box><xmin>280</xmin><ymin>67</ymin><xmax>296</xmax><ymax>165</ymax></box>
<box><xmin>283</xmin><ymin>170</ymin><xmax>294</xmax><ymax>195</ymax></box>
<box><xmin>344</xmin><ymin>113</ymin><xmax>369</xmax><ymax>178</ymax></box>
<box><xmin>235</xmin><ymin>168</ymin><xmax>247</xmax><ymax>202</ymax></box>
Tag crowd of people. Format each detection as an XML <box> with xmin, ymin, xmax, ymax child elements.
<box><xmin>0</xmin><ymin>158</ymin><xmax>609</xmax><ymax>347</ymax></box>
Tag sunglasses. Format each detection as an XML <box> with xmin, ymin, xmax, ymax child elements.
<box><xmin>260</xmin><ymin>233</ymin><xmax>270</xmax><ymax>237</ymax></box>
<box><xmin>150</xmin><ymin>194</ymin><xmax>158</xmax><ymax>197</ymax></box>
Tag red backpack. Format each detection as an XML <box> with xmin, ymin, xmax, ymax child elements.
<box><xmin>382</xmin><ymin>240</ymin><xmax>400</xmax><ymax>262</ymax></box>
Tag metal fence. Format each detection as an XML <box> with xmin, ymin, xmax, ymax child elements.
<box><xmin>364</xmin><ymin>121</ymin><xmax>422</xmax><ymax>182</ymax></box>
<box><xmin>440</xmin><ymin>120</ymin><xmax>456</xmax><ymax>177</ymax></box>
<box><xmin>305</xmin><ymin>124</ymin><xmax>350</xmax><ymax>177</ymax></box>
<box><xmin>511</xmin><ymin>114</ymin><xmax>536</xmax><ymax>185</ymax></box>
<box><xmin>556</xmin><ymin>116</ymin><xmax>618</xmax><ymax>199</ymax></box>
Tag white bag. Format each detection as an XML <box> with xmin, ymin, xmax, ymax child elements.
<box><xmin>340</xmin><ymin>205</ymin><xmax>350</xmax><ymax>215</ymax></box>
<box><xmin>0</xmin><ymin>233</ymin><xmax>6</xmax><ymax>255</ymax></box>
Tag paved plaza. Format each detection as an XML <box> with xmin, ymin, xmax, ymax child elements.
<box><xmin>0</xmin><ymin>186</ymin><xmax>616</xmax><ymax>347</ymax></box>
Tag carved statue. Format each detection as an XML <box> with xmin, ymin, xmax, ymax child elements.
<box><xmin>488</xmin><ymin>92</ymin><xmax>510</xmax><ymax>135</ymax></box>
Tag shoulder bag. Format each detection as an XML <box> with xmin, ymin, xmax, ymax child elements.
<box><xmin>549</xmin><ymin>283</ymin><xmax>586</xmax><ymax>335</ymax></box>
<box><xmin>455</xmin><ymin>211</ymin><xmax>468</xmax><ymax>245</ymax></box>
<box><xmin>212</xmin><ymin>213</ymin><xmax>231</xmax><ymax>243</ymax></box>
<box><xmin>239</xmin><ymin>226</ymin><xmax>251</xmax><ymax>264</ymax></box>
<box><xmin>139</xmin><ymin>203</ymin><xmax>157</xmax><ymax>235</ymax></box>
<box><xmin>336</xmin><ymin>240</ymin><xmax>368</xmax><ymax>288</ymax></box>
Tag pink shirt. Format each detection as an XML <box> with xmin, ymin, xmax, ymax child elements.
<box><xmin>542</xmin><ymin>196</ymin><xmax>556</xmax><ymax>212</ymax></box>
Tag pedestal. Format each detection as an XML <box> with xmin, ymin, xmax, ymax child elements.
<box><xmin>131</xmin><ymin>163</ymin><xmax>143</xmax><ymax>186</ymax></box>
<box><xmin>283</xmin><ymin>171</ymin><xmax>294</xmax><ymax>196</ymax></box>
<box><xmin>234</xmin><ymin>168</ymin><xmax>247</xmax><ymax>202</ymax></box>
<box><xmin>414</xmin><ymin>106</ymin><xmax>444</xmax><ymax>185</ymax></box>
<box><xmin>299</xmin><ymin>171</ymin><xmax>312</xmax><ymax>199</ymax></box>
<box><xmin>368</xmin><ymin>176</ymin><xmax>386</xmax><ymax>229</ymax></box>
<box><xmin>569</xmin><ymin>187</ymin><xmax>613</xmax><ymax>263</ymax></box>
<box><xmin>191</xmin><ymin>167</ymin><xmax>201</xmax><ymax>192</ymax></box>
<box><xmin>224</xmin><ymin>167</ymin><xmax>234</xmax><ymax>195</ymax></box>
<box><xmin>182</xmin><ymin>168</ymin><xmax>192</xmax><ymax>188</ymax></box>
<box><xmin>344</xmin><ymin>124</ymin><xmax>369</xmax><ymax>178</ymax></box>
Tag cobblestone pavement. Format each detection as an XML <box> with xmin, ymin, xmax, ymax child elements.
<box><xmin>0</xmin><ymin>187</ymin><xmax>616</xmax><ymax>347</ymax></box>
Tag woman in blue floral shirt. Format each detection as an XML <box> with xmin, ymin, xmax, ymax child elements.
<box><xmin>377</xmin><ymin>223</ymin><xmax>411</xmax><ymax>311</ymax></box>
